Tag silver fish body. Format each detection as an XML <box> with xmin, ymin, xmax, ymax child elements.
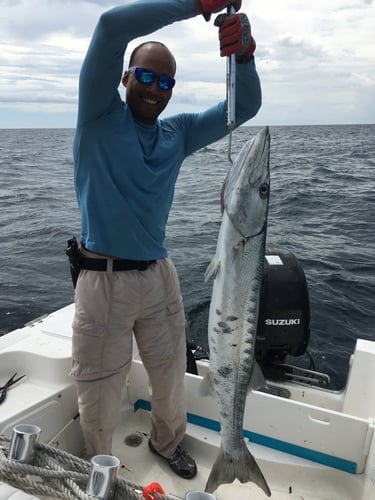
<box><xmin>204</xmin><ymin>127</ymin><xmax>271</xmax><ymax>496</ymax></box>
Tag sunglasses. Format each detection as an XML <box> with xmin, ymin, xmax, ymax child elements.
<box><xmin>128</xmin><ymin>66</ymin><xmax>175</xmax><ymax>91</ymax></box>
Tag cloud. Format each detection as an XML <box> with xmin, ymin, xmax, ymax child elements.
<box><xmin>0</xmin><ymin>0</ymin><xmax>374</xmax><ymax>127</ymax></box>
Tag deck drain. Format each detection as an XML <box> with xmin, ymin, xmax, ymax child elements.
<box><xmin>124</xmin><ymin>433</ymin><xmax>143</xmax><ymax>447</ymax></box>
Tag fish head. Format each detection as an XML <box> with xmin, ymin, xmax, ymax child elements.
<box><xmin>223</xmin><ymin>127</ymin><xmax>270</xmax><ymax>238</ymax></box>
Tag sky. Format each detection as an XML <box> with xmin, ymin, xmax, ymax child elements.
<box><xmin>1</xmin><ymin>0</ymin><xmax>374</xmax><ymax>128</ymax></box>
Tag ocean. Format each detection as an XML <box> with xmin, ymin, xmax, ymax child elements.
<box><xmin>0</xmin><ymin>124</ymin><xmax>374</xmax><ymax>389</ymax></box>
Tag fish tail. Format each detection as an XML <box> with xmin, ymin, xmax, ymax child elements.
<box><xmin>205</xmin><ymin>441</ymin><xmax>271</xmax><ymax>497</ymax></box>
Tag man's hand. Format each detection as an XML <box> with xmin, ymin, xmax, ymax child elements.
<box><xmin>198</xmin><ymin>0</ymin><xmax>241</xmax><ymax>21</ymax></box>
<box><xmin>215</xmin><ymin>13</ymin><xmax>256</xmax><ymax>62</ymax></box>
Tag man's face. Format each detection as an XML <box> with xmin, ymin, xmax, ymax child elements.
<box><xmin>122</xmin><ymin>44</ymin><xmax>176</xmax><ymax>125</ymax></box>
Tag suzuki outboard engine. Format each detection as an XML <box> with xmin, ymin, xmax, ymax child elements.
<box><xmin>188</xmin><ymin>251</ymin><xmax>328</xmax><ymax>386</ymax></box>
<box><xmin>255</xmin><ymin>252</ymin><xmax>310</xmax><ymax>380</ymax></box>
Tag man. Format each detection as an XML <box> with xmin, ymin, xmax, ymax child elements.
<box><xmin>71</xmin><ymin>0</ymin><xmax>261</xmax><ymax>480</ymax></box>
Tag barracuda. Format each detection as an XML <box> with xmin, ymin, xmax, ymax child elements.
<box><xmin>203</xmin><ymin>127</ymin><xmax>271</xmax><ymax>496</ymax></box>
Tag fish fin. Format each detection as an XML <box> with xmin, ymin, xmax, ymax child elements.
<box><xmin>248</xmin><ymin>361</ymin><xmax>268</xmax><ymax>393</ymax></box>
<box><xmin>199</xmin><ymin>371</ymin><xmax>216</xmax><ymax>397</ymax></box>
<box><xmin>204</xmin><ymin>258</ymin><xmax>220</xmax><ymax>282</ymax></box>
<box><xmin>205</xmin><ymin>440</ymin><xmax>271</xmax><ymax>497</ymax></box>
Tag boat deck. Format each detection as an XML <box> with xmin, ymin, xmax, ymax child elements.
<box><xmin>110</xmin><ymin>404</ymin><xmax>362</xmax><ymax>500</ymax></box>
<box><xmin>1</xmin><ymin>304</ymin><xmax>374</xmax><ymax>499</ymax></box>
<box><xmin>0</xmin><ymin>403</ymin><xmax>362</xmax><ymax>500</ymax></box>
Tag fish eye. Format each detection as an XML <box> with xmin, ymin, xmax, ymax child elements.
<box><xmin>259</xmin><ymin>183</ymin><xmax>269</xmax><ymax>198</ymax></box>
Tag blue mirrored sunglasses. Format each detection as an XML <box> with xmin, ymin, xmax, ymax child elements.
<box><xmin>128</xmin><ymin>66</ymin><xmax>175</xmax><ymax>91</ymax></box>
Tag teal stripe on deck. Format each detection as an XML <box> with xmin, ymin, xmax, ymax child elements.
<box><xmin>134</xmin><ymin>399</ymin><xmax>357</xmax><ymax>474</ymax></box>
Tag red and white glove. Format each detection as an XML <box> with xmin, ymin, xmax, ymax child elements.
<box><xmin>215</xmin><ymin>13</ymin><xmax>256</xmax><ymax>62</ymax></box>
<box><xmin>199</xmin><ymin>0</ymin><xmax>241</xmax><ymax>21</ymax></box>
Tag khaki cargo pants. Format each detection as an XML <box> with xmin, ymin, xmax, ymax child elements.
<box><xmin>70</xmin><ymin>251</ymin><xmax>187</xmax><ymax>459</ymax></box>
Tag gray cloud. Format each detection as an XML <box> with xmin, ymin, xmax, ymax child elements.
<box><xmin>0</xmin><ymin>0</ymin><xmax>374</xmax><ymax>127</ymax></box>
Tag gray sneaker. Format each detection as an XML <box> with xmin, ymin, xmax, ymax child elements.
<box><xmin>148</xmin><ymin>440</ymin><xmax>197</xmax><ymax>479</ymax></box>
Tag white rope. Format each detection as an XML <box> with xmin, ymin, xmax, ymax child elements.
<box><xmin>0</xmin><ymin>435</ymin><xmax>181</xmax><ymax>499</ymax></box>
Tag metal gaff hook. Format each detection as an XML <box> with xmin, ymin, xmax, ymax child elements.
<box><xmin>227</xmin><ymin>2</ymin><xmax>236</xmax><ymax>164</ymax></box>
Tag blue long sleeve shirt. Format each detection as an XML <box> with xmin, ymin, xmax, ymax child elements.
<box><xmin>73</xmin><ymin>0</ymin><xmax>261</xmax><ymax>260</ymax></box>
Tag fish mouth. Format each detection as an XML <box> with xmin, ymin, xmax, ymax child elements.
<box><xmin>248</xmin><ymin>127</ymin><xmax>270</xmax><ymax>185</ymax></box>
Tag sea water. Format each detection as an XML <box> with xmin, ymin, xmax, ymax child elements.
<box><xmin>1</xmin><ymin>124</ymin><xmax>374</xmax><ymax>388</ymax></box>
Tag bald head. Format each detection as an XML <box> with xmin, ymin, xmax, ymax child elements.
<box><xmin>128</xmin><ymin>41</ymin><xmax>176</xmax><ymax>75</ymax></box>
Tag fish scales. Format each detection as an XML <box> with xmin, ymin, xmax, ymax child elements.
<box><xmin>204</xmin><ymin>127</ymin><xmax>271</xmax><ymax>496</ymax></box>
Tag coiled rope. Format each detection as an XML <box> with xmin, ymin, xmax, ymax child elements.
<box><xmin>0</xmin><ymin>435</ymin><xmax>180</xmax><ymax>499</ymax></box>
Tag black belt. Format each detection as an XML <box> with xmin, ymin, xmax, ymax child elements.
<box><xmin>79</xmin><ymin>256</ymin><xmax>156</xmax><ymax>272</ymax></box>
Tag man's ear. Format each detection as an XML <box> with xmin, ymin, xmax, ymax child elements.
<box><xmin>122</xmin><ymin>71</ymin><xmax>129</xmax><ymax>87</ymax></box>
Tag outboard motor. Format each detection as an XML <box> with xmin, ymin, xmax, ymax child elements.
<box><xmin>255</xmin><ymin>252</ymin><xmax>311</xmax><ymax>380</ymax></box>
<box><xmin>188</xmin><ymin>251</ymin><xmax>329</xmax><ymax>386</ymax></box>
